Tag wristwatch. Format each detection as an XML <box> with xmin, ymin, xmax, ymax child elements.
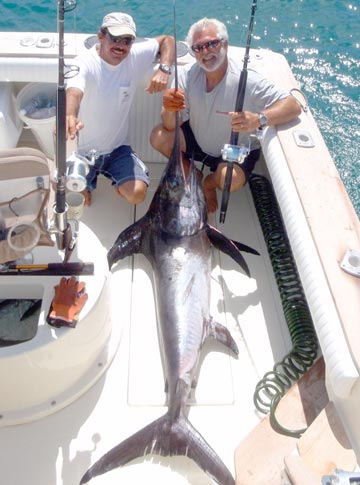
<box><xmin>159</xmin><ymin>63</ymin><xmax>172</xmax><ymax>75</ymax></box>
<box><xmin>258</xmin><ymin>112</ymin><xmax>268</xmax><ymax>128</ymax></box>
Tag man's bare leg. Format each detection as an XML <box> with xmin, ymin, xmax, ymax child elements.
<box><xmin>150</xmin><ymin>123</ymin><xmax>184</xmax><ymax>158</ymax></box>
<box><xmin>203</xmin><ymin>173</ymin><xmax>219</xmax><ymax>213</ymax></box>
<box><xmin>116</xmin><ymin>180</ymin><xmax>147</xmax><ymax>205</ymax></box>
<box><xmin>204</xmin><ymin>163</ymin><xmax>247</xmax><ymax>213</ymax></box>
<box><xmin>82</xmin><ymin>190</ymin><xmax>92</xmax><ymax>207</ymax></box>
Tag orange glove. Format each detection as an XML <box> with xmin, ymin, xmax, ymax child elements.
<box><xmin>48</xmin><ymin>276</ymin><xmax>88</xmax><ymax>327</ymax></box>
<box><xmin>163</xmin><ymin>88</ymin><xmax>186</xmax><ymax>112</ymax></box>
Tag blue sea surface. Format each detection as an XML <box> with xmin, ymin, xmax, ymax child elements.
<box><xmin>1</xmin><ymin>0</ymin><xmax>359</xmax><ymax>216</ymax></box>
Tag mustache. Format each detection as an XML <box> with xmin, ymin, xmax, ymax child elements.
<box><xmin>199</xmin><ymin>47</ymin><xmax>226</xmax><ymax>71</ymax></box>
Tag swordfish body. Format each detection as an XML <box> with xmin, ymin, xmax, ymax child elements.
<box><xmin>80</xmin><ymin>116</ymin><xmax>259</xmax><ymax>485</ymax></box>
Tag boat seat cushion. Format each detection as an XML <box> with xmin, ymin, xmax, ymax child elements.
<box><xmin>0</xmin><ymin>148</ymin><xmax>55</xmax><ymax>263</ymax></box>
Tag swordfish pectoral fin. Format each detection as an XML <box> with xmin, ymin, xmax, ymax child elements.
<box><xmin>206</xmin><ymin>224</ymin><xmax>254</xmax><ymax>277</ymax></box>
<box><xmin>107</xmin><ymin>215</ymin><xmax>150</xmax><ymax>269</ymax></box>
<box><xmin>230</xmin><ymin>239</ymin><xmax>260</xmax><ymax>256</ymax></box>
<box><xmin>207</xmin><ymin>224</ymin><xmax>259</xmax><ymax>256</ymax></box>
<box><xmin>80</xmin><ymin>411</ymin><xmax>235</xmax><ymax>485</ymax></box>
<box><xmin>206</xmin><ymin>317</ymin><xmax>239</xmax><ymax>356</ymax></box>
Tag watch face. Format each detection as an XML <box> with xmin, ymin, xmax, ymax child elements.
<box><xmin>160</xmin><ymin>64</ymin><xmax>171</xmax><ymax>74</ymax></box>
<box><xmin>260</xmin><ymin>114</ymin><xmax>268</xmax><ymax>127</ymax></box>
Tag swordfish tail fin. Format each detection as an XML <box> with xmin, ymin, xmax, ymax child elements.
<box><xmin>80</xmin><ymin>411</ymin><xmax>235</xmax><ymax>485</ymax></box>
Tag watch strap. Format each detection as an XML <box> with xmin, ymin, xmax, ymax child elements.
<box><xmin>159</xmin><ymin>64</ymin><xmax>171</xmax><ymax>74</ymax></box>
<box><xmin>258</xmin><ymin>112</ymin><xmax>268</xmax><ymax>128</ymax></box>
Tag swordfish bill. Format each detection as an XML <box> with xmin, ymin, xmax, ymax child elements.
<box><xmin>80</xmin><ymin>40</ymin><xmax>259</xmax><ymax>485</ymax></box>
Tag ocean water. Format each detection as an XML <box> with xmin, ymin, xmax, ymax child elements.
<box><xmin>1</xmin><ymin>0</ymin><xmax>359</xmax><ymax>216</ymax></box>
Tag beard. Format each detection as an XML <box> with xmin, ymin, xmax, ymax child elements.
<box><xmin>198</xmin><ymin>45</ymin><xmax>227</xmax><ymax>72</ymax></box>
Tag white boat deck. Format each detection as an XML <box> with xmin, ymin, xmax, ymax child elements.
<box><xmin>0</xmin><ymin>161</ymin><xmax>292</xmax><ymax>485</ymax></box>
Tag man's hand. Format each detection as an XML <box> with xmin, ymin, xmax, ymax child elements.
<box><xmin>66</xmin><ymin>87</ymin><xmax>84</xmax><ymax>139</ymax></box>
<box><xmin>230</xmin><ymin>111</ymin><xmax>260</xmax><ymax>133</ymax></box>
<box><xmin>162</xmin><ymin>88</ymin><xmax>186</xmax><ymax>112</ymax></box>
<box><xmin>49</xmin><ymin>276</ymin><xmax>88</xmax><ymax>323</ymax></box>
<box><xmin>66</xmin><ymin>115</ymin><xmax>84</xmax><ymax>140</ymax></box>
<box><xmin>145</xmin><ymin>70</ymin><xmax>171</xmax><ymax>94</ymax></box>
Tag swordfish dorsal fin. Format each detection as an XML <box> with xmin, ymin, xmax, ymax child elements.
<box><xmin>80</xmin><ymin>410</ymin><xmax>235</xmax><ymax>485</ymax></box>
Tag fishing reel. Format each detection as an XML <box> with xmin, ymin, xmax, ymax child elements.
<box><xmin>49</xmin><ymin>149</ymin><xmax>97</xmax><ymax>259</ymax></box>
<box><xmin>221</xmin><ymin>144</ymin><xmax>250</xmax><ymax>164</ymax></box>
<box><xmin>66</xmin><ymin>149</ymin><xmax>97</xmax><ymax>193</ymax></box>
<box><xmin>219</xmin><ymin>136</ymin><xmax>253</xmax><ymax>224</ymax></box>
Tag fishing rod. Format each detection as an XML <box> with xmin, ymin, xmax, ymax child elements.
<box><xmin>0</xmin><ymin>262</ymin><xmax>94</xmax><ymax>276</ymax></box>
<box><xmin>219</xmin><ymin>0</ymin><xmax>258</xmax><ymax>223</ymax></box>
<box><xmin>173</xmin><ymin>1</ymin><xmax>178</xmax><ymax>91</ymax></box>
<box><xmin>53</xmin><ymin>0</ymin><xmax>76</xmax><ymax>258</ymax></box>
<box><xmin>172</xmin><ymin>0</ymin><xmax>181</xmax><ymax>147</ymax></box>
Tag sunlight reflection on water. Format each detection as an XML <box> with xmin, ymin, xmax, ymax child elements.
<box><xmin>0</xmin><ymin>0</ymin><xmax>359</xmax><ymax>215</ymax></box>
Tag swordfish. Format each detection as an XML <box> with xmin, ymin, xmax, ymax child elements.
<box><xmin>80</xmin><ymin>112</ymin><xmax>259</xmax><ymax>484</ymax></box>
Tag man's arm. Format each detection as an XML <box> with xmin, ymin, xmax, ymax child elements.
<box><xmin>146</xmin><ymin>35</ymin><xmax>175</xmax><ymax>93</ymax></box>
<box><xmin>156</xmin><ymin>35</ymin><xmax>175</xmax><ymax>69</ymax></box>
<box><xmin>160</xmin><ymin>106</ymin><xmax>177</xmax><ymax>131</ymax></box>
<box><xmin>257</xmin><ymin>96</ymin><xmax>301</xmax><ymax>127</ymax></box>
<box><xmin>230</xmin><ymin>95</ymin><xmax>302</xmax><ymax>133</ymax></box>
<box><xmin>66</xmin><ymin>87</ymin><xmax>84</xmax><ymax>139</ymax></box>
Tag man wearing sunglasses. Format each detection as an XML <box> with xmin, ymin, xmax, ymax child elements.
<box><xmin>66</xmin><ymin>12</ymin><xmax>174</xmax><ymax>207</ymax></box>
<box><xmin>150</xmin><ymin>17</ymin><xmax>301</xmax><ymax>213</ymax></box>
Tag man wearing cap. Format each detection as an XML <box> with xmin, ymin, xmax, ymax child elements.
<box><xmin>66</xmin><ymin>12</ymin><xmax>175</xmax><ymax>207</ymax></box>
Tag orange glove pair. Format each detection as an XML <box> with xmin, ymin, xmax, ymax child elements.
<box><xmin>163</xmin><ymin>88</ymin><xmax>186</xmax><ymax>112</ymax></box>
<box><xmin>47</xmin><ymin>276</ymin><xmax>88</xmax><ymax>328</ymax></box>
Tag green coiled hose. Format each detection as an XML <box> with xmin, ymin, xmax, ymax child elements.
<box><xmin>249</xmin><ymin>173</ymin><xmax>318</xmax><ymax>438</ymax></box>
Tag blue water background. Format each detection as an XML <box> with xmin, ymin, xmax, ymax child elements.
<box><xmin>1</xmin><ymin>0</ymin><xmax>359</xmax><ymax>216</ymax></box>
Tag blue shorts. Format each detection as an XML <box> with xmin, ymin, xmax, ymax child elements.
<box><xmin>85</xmin><ymin>145</ymin><xmax>149</xmax><ymax>192</ymax></box>
<box><xmin>181</xmin><ymin>120</ymin><xmax>260</xmax><ymax>182</ymax></box>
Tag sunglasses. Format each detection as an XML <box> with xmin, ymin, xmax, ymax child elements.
<box><xmin>106</xmin><ymin>31</ymin><xmax>134</xmax><ymax>45</ymax></box>
<box><xmin>191</xmin><ymin>38</ymin><xmax>223</xmax><ymax>53</ymax></box>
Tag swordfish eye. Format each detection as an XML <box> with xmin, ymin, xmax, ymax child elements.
<box><xmin>167</xmin><ymin>177</ymin><xmax>180</xmax><ymax>191</ymax></box>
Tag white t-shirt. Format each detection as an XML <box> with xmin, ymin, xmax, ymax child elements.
<box><xmin>178</xmin><ymin>56</ymin><xmax>289</xmax><ymax>154</ymax></box>
<box><xmin>66</xmin><ymin>38</ymin><xmax>159</xmax><ymax>154</ymax></box>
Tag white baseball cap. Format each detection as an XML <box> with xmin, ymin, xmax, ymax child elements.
<box><xmin>101</xmin><ymin>12</ymin><xmax>136</xmax><ymax>37</ymax></box>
